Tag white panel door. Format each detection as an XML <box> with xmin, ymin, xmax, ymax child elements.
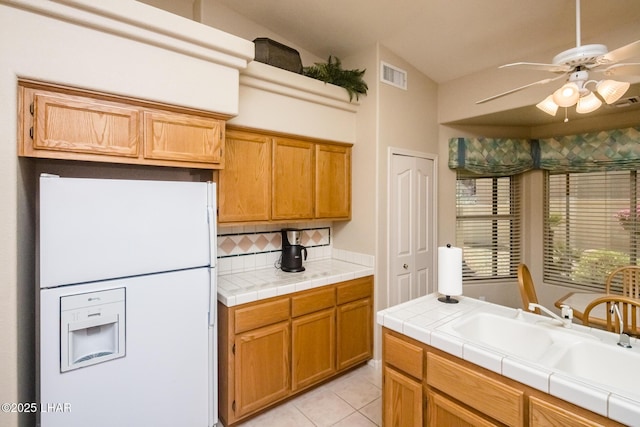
<box><xmin>389</xmin><ymin>153</ymin><xmax>435</xmax><ymax>306</ymax></box>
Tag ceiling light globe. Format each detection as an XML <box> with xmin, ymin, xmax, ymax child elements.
<box><xmin>552</xmin><ymin>83</ymin><xmax>580</xmax><ymax>107</ymax></box>
<box><xmin>576</xmin><ymin>92</ymin><xmax>602</xmax><ymax>114</ymax></box>
<box><xmin>596</xmin><ymin>80</ymin><xmax>631</xmax><ymax>104</ymax></box>
<box><xmin>536</xmin><ymin>95</ymin><xmax>559</xmax><ymax>116</ymax></box>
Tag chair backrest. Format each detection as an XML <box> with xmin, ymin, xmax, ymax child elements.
<box><xmin>583</xmin><ymin>295</ymin><xmax>640</xmax><ymax>336</ymax></box>
<box><xmin>517</xmin><ymin>263</ymin><xmax>540</xmax><ymax>314</ymax></box>
<box><xmin>605</xmin><ymin>266</ymin><xmax>640</xmax><ymax>298</ymax></box>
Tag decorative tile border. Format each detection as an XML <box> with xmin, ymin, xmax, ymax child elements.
<box><xmin>217</xmin><ymin>226</ymin><xmax>331</xmax><ymax>258</ymax></box>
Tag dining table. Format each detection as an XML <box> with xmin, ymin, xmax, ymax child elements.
<box><xmin>554</xmin><ymin>291</ymin><xmax>609</xmax><ymax>328</ymax></box>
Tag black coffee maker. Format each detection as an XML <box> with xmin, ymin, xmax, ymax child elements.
<box><xmin>281</xmin><ymin>228</ymin><xmax>307</xmax><ymax>272</ymax></box>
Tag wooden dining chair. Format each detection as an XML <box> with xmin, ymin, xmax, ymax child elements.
<box><xmin>517</xmin><ymin>263</ymin><xmax>540</xmax><ymax>314</ymax></box>
<box><xmin>605</xmin><ymin>265</ymin><xmax>640</xmax><ymax>298</ymax></box>
<box><xmin>582</xmin><ymin>295</ymin><xmax>640</xmax><ymax>336</ymax></box>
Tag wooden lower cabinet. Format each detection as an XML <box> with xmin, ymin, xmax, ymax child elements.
<box><xmin>337</xmin><ymin>297</ymin><xmax>372</xmax><ymax>369</ymax></box>
<box><xmin>427</xmin><ymin>390</ymin><xmax>502</xmax><ymax>427</ymax></box>
<box><xmin>292</xmin><ymin>307</ymin><xmax>336</xmax><ymax>390</ymax></box>
<box><xmin>234</xmin><ymin>321</ymin><xmax>290</xmax><ymax>417</ymax></box>
<box><xmin>219</xmin><ymin>276</ymin><xmax>373</xmax><ymax>426</ymax></box>
<box><xmin>383</xmin><ymin>366</ymin><xmax>423</xmax><ymax>427</ymax></box>
<box><xmin>382</xmin><ymin>328</ymin><xmax>624</xmax><ymax>427</ymax></box>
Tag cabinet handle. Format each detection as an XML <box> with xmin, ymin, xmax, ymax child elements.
<box><xmin>403</xmin><ymin>264</ymin><xmax>409</xmax><ymax>269</ymax></box>
<box><xmin>29</xmin><ymin>127</ymin><xmax>34</xmax><ymax>140</ymax></box>
<box><xmin>29</xmin><ymin>102</ymin><xmax>34</xmax><ymax>116</ymax></box>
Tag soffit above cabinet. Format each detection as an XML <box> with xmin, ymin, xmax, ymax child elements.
<box><xmin>230</xmin><ymin>61</ymin><xmax>359</xmax><ymax>144</ymax></box>
<box><xmin>3</xmin><ymin>0</ymin><xmax>255</xmax><ymax>116</ymax></box>
<box><xmin>18</xmin><ymin>0</ymin><xmax>255</xmax><ymax>69</ymax></box>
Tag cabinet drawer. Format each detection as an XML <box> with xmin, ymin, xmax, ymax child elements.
<box><xmin>291</xmin><ymin>286</ymin><xmax>336</xmax><ymax>317</ymax></box>
<box><xmin>427</xmin><ymin>352</ymin><xmax>524</xmax><ymax>427</ymax></box>
<box><xmin>529</xmin><ymin>396</ymin><xmax>608</xmax><ymax>427</ymax></box>
<box><xmin>384</xmin><ymin>333</ymin><xmax>423</xmax><ymax>379</ymax></box>
<box><xmin>336</xmin><ymin>276</ymin><xmax>373</xmax><ymax>305</ymax></box>
<box><xmin>234</xmin><ymin>297</ymin><xmax>290</xmax><ymax>334</ymax></box>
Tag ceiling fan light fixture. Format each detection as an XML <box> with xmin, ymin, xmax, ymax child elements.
<box><xmin>575</xmin><ymin>92</ymin><xmax>602</xmax><ymax>114</ymax></box>
<box><xmin>536</xmin><ymin>95</ymin><xmax>559</xmax><ymax>116</ymax></box>
<box><xmin>552</xmin><ymin>82</ymin><xmax>580</xmax><ymax>107</ymax></box>
<box><xmin>596</xmin><ymin>79</ymin><xmax>631</xmax><ymax>104</ymax></box>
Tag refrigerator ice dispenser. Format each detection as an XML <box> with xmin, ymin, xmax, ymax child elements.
<box><xmin>60</xmin><ymin>287</ymin><xmax>126</xmax><ymax>372</ymax></box>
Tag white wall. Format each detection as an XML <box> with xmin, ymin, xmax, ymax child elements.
<box><xmin>194</xmin><ymin>0</ymin><xmax>325</xmax><ymax>67</ymax></box>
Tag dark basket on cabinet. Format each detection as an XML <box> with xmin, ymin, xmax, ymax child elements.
<box><xmin>253</xmin><ymin>38</ymin><xmax>303</xmax><ymax>74</ymax></box>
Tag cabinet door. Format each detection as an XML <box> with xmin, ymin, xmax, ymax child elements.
<box><xmin>383</xmin><ymin>366</ymin><xmax>423</xmax><ymax>427</ymax></box>
<box><xmin>26</xmin><ymin>88</ymin><xmax>140</xmax><ymax>158</ymax></box>
<box><xmin>234</xmin><ymin>321</ymin><xmax>290</xmax><ymax>417</ymax></box>
<box><xmin>218</xmin><ymin>130</ymin><xmax>271</xmax><ymax>222</ymax></box>
<box><xmin>336</xmin><ymin>297</ymin><xmax>372</xmax><ymax>370</ymax></box>
<box><xmin>315</xmin><ymin>144</ymin><xmax>351</xmax><ymax>219</ymax></box>
<box><xmin>427</xmin><ymin>390</ymin><xmax>500</xmax><ymax>427</ymax></box>
<box><xmin>292</xmin><ymin>307</ymin><xmax>336</xmax><ymax>391</ymax></box>
<box><xmin>143</xmin><ymin>110</ymin><xmax>224</xmax><ymax>164</ymax></box>
<box><xmin>272</xmin><ymin>138</ymin><xmax>314</xmax><ymax>219</ymax></box>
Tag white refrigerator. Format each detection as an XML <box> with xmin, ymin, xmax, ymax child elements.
<box><xmin>37</xmin><ymin>175</ymin><xmax>218</xmax><ymax>427</ymax></box>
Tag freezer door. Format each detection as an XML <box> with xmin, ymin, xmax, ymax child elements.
<box><xmin>39</xmin><ymin>176</ymin><xmax>212</xmax><ymax>288</ymax></box>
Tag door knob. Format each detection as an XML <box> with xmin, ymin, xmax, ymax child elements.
<box><xmin>403</xmin><ymin>264</ymin><xmax>408</xmax><ymax>269</ymax></box>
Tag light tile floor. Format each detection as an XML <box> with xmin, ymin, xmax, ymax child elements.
<box><xmin>233</xmin><ymin>363</ymin><xmax>382</xmax><ymax>427</ymax></box>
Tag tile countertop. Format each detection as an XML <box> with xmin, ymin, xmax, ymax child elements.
<box><xmin>217</xmin><ymin>258</ymin><xmax>374</xmax><ymax>307</ymax></box>
<box><xmin>377</xmin><ymin>294</ymin><xmax>640</xmax><ymax>427</ymax></box>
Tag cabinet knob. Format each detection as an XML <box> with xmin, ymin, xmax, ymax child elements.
<box><xmin>403</xmin><ymin>264</ymin><xmax>409</xmax><ymax>269</ymax></box>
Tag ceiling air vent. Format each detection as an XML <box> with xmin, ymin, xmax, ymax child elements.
<box><xmin>381</xmin><ymin>61</ymin><xmax>407</xmax><ymax>90</ymax></box>
<box><xmin>611</xmin><ymin>96</ymin><xmax>640</xmax><ymax>108</ymax></box>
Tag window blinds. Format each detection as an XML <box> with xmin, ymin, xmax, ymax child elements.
<box><xmin>456</xmin><ymin>174</ymin><xmax>521</xmax><ymax>281</ymax></box>
<box><xmin>544</xmin><ymin>170</ymin><xmax>639</xmax><ymax>291</ymax></box>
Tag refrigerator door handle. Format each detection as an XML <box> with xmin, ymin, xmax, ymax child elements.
<box><xmin>206</xmin><ymin>206</ymin><xmax>216</xmax><ymax>267</ymax></box>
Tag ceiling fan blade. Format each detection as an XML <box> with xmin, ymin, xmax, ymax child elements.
<box><xmin>476</xmin><ymin>75</ymin><xmax>566</xmax><ymax>104</ymax></box>
<box><xmin>602</xmin><ymin>63</ymin><xmax>640</xmax><ymax>77</ymax></box>
<box><xmin>499</xmin><ymin>62</ymin><xmax>572</xmax><ymax>73</ymax></box>
<box><xmin>599</xmin><ymin>40</ymin><xmax>640</xmax><ymax>64</ymax></box>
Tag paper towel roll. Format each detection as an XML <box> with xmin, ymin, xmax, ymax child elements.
<box><xmin>438</xmin><ymin>245</ymin><xmax>463</xmax><ymax>297</ymax></box>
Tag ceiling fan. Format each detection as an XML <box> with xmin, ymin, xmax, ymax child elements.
<box><xmin>477</xmin><ymin>0</ymin><xmax>640</xmax><ymax>116</ymax></box>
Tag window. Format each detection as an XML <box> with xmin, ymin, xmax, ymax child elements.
<box><xmin>456</xmin><ymin>173</ymin><xmax>521</xmax><ymax>281</ymax></box>
<box><xmin>544</xmin><ymin>170</ymin><xmax>639</xmax><ymax>291</ymax></box>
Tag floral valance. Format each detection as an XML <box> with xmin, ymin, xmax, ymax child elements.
<box><xmin>448</xmin><ymin>137</ymin><xmax>533</xmax><ymax>176</ymax></box>
<box><xmin>449</xmin><ymin>126</ymin><xmax>640</xmax><ymax>176</ymax></box>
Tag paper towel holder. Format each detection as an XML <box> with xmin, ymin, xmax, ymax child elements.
<box><xmin>438</xmin><ymin>295</ymin><xmax>459</xmax><ymax>304</ymax></box>
<box><xmin>438</xmin><ymin>243</ymin><xmax>461</xmax><ymax>304</ymax></box>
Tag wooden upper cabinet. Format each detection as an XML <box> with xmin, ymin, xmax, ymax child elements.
<box><xmin>217</xmin><ymin>127</ymin><xmax>353</xmax><ymax>224</ymax></box>
<box><xmin>272</xmin><ymin>137</ymin><xmax>315</xmax><ymax>220</ymax></box>
<box><xmin>217</xmin><ymin>130</ymin><xmax>271</xmax><ymax>222</ymax></box>
<box><xmin>18</xmin><ymin>80</ymin><xmax>227</xmax><ymax>169</ymax></box>
<box><xmin>24</xmin><ymin>88</ymin><xmax>140</xmax><ymax>158</ymax></box>
<box><xmin>143</xmin><ymin>110</ymin><xmax>223</xmax><ymax>164</ymax></box>
<box><xmin>315</xmin><ymin>144</ymin><xmax>351</xmax><ymax>219</ymax></box>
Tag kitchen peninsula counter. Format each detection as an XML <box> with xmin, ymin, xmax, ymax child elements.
<box><xmin>377</xmin><ymin>294</ymin><xmax>640</xmax><ymax>426</ymax></box>
<box><xmin>217</xmin><ymin>258</ymin><xmax>373</xmax><ymax>307</ymax></box>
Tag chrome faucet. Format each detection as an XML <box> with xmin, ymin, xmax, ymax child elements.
<box><xmin>528</xmin><ymin>303</ymin><xmax>573</xmax><ymax>328</ymax></box>
<box><xmin>611</xmin><ymin>303</ymin><xmax>632</xmax><ymax>348</ymax></box>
